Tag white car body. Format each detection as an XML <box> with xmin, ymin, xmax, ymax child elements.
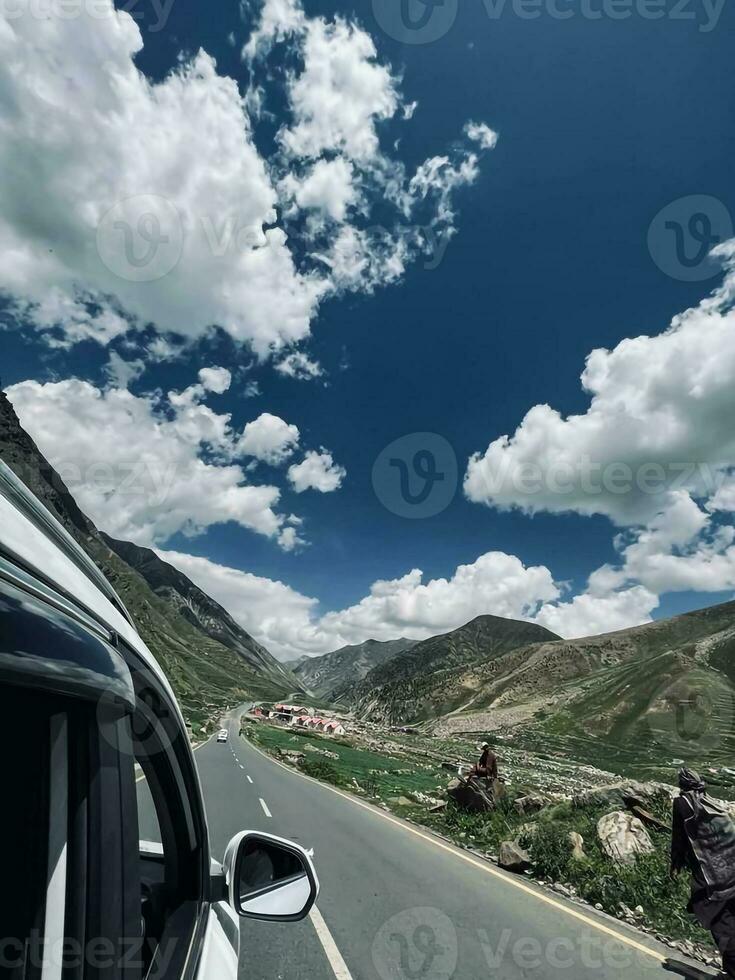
<box><xmin>0</xmin><ymin>459</ymin><xmax>318</xmax><ymax>980</ymax></box>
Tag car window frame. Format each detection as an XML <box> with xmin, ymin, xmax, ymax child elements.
<box><xmin>120</xmin><ymin>643</ymin><xmax>212</xmax><ymax>980</ymax></box>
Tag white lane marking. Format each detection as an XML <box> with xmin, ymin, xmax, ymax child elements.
<box><xmin>239</xmin><ymin>764</ymin><xmax>244</xmax><ymax>770</ymax></box>
<box><xmin>309</xmin><ymin>906</ymin><xmax>354</xmax><ymax>980</ymax></box>
<box><xmin>259</xmin><ymin>797</ymin><xmax>272</xmax><ymax>818</ymax></box>
<box><xmin>246</xmin><ymin>775</ymin><xmax>253</xmax><ymax>784</ymax></box>
<box><xmin>244</xmin><ymin>741</ymin><xmax>666</xmax><ymax>964</ymax></box>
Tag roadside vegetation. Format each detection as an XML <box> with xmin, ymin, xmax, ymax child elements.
<box><xmin>243</xmin><ymin>717</ymin><xmax>716</xmax><ymax>955</ymax></box>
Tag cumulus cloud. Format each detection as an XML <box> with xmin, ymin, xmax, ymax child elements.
<box><xmin>0</xmin><ymin>0</ymin><xmax>497</xmax><ymax>362</ymax></box>
<box><xmin>535</xmin><ymin>586</ymin><xmax>659</xmax><ymax>638</ymax></box>
<box><xmin>239</xmin><ymin>412</ymin><xmax>300</xmax><ymax>465</ymax></box>
<box><xmin>465</xmin><ymin>241</ymin><xmax>735</xmax><ymax>613</ymax></box>
<box><xmin>159</xmin><ymin>548</ymin><xmax>563</xmax><ymax>660</ymax></box>
<box><xmin>198</xmin><ymin>367</ymin><xmax>232</xmax><ymax>394</ymax></box>
<box><xmin>6</xmin><ymin>378</ymin><xmax>296</xmax><ymax>547</ymax></box>
<box><xmin>465</xmin><ymin>245</ymin><xmax>735</xmax><ymax>527</ymax></box>
<box><xmin>288</xmin><ymin>449</ymin><xmax>346</xmax><ymax>493</ymax></box>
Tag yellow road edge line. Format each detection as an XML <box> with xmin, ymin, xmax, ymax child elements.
<box><xmin>244</xmin><ymin>738</ymin><xmax>666</xmax><ymax>964</ymax></box>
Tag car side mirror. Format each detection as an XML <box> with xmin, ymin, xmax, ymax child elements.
<box><xmin>222</xmin><ymin>830</ymin><xmax>319</xmax><ymax>921</ymax></box>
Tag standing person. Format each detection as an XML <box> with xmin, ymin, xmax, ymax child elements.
<box><xmin>472</xmin><ymin>741</ymin><xmax>498</xmax><ymax>781</ymax></box>
<box><xmin>671</xmin><ymin>767</ymin><xmax>735</xmax><ymax>977</ymax></box>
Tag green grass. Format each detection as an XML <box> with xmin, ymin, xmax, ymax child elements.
<box><xmin>244</xmin><ymin>721</ymin><xmax>446</xmax><ymax>800</ymax></box>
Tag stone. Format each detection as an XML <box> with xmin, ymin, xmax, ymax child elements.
<box><xmin>514</xmin><ymin>794</ymin><xmax>553</xmax><ymax>815</ymax></box>
<box><xmin>447</xmin><ymin>776</ymin><xmax>495</xmax><ymax>812</ymax></box>
<box><xmin>569</xmin><ymin>831</ymin><xmax>586</xmax><ymax>861</ymax></box>
<box><xmin>573</xmin><ymin>781</ymin><xmax>671</xmax><ymax>811</ymax></box>
<box><xmin>597</xmin><ymin>811</ymin><xmax>655</xmax><ymax>864</ymax></box>
<box><xmin>498</xmin><ymin>840</ymin><xmax>532</xmax><ymax>872</ymax></box>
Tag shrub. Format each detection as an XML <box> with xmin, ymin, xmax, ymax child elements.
<box><xmin>301</xmin><ymin>756</ymin><xmax>344</xmax><ymax>786</ymax></box>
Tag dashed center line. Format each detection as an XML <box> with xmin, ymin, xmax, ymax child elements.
<box><xmin>246</xmin><ymin>775</ymin><xmax>253</xmax><ymax>784</ymax></box>
<box><xmin>259</xmin><ymin>797</ymin><xmax>272</xmax><ymax>818</ymax></box>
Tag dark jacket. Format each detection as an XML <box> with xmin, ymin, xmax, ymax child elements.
<box><xmin>478</xmin><ymin>748</ymin><xmax>498</xmax><ymax>780</ymax></box>
<box><xmin>672</xmin><ymin>792</ymin><xmax>735</xmax><ymax>919</ymax></box>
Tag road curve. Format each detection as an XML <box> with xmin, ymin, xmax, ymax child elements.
<box><xmin>187</xmin><ymin>713</ymin><xmax>712</xmax><ymax>980</ymax></box>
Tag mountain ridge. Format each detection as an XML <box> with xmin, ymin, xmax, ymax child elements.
<box><xmin>294</xmin><ymin>636</ymin><xmax>418</xmax><ymax>701</ymax></box>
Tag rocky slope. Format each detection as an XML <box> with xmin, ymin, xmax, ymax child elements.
<box><xmin>350</xmin><ymin>615</ymin><xmax>560</xmax><ymax>724</ymax></box>
<box><xmin>294</xmin><ymin>637</ymin><xmax>418</xmax><ymax>701</ymax></box>
<box><xmin>0</xmin><ymin>389</ymin><xmax>302</xmax><ymax>732</ymax></box>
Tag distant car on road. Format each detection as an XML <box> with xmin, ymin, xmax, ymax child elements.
<box><xmin>217</xmin><ymin>729</ymin><xmax>229</xmax><ymax>742</ymax></box>
<box><xmin>0</xmin><ymin>459</ymin><xmax>319</xmax><ymax>980</ymax></box>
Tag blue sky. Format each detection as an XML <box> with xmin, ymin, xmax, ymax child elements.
<box><xmin>1</xmin><ymin>0</ymin><xmax>734</xmax><ymax>659</ymax></box>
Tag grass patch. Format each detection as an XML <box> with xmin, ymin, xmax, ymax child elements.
<box><xmin>243</xmin><ymin>720</ymin><xmax>446</xmax><ymax>800</ymax></box>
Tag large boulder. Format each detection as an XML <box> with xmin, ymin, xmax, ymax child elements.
<box><xmin>597</xmin><ymin>811</ymin><xmax>654</xmax><ymax>864</ymax></box>
<box><xmin>498</xmin><ymin>840</ymin><xmax>532</xmax><ymax>872</ymax></box>
<box><xmin>573</xmin><ymin>781</ymin><xmax>672</xmax><ymax>811</ymax></box>
<box><xmin>447</xmin><ymin>777</ymin><xmax>495</xmax><ymax>812</ymax></box>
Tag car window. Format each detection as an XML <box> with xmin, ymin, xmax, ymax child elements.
<box><xmin>3</xmin><ymin>687</ymin><xmax>52</xmax><ymax>980</ymax></box>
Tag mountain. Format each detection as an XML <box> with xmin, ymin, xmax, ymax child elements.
<box><xmin>101</xmin><ymin>534</ymin><xmax>296</xmax><ymax>691</ymax></box>
<box><xmin>0</xmin><ymin>390</ymin><xmax>302</xmax><ymax>733</ymax></box>
<box><xmin>435</xmin><ymin>599</ymin><xmax>735</xmax><ymax>771</ymax></box>
<box><xmin>350</xmin><ymin>615</ymin><xmax>560</xmax><ymax>724</ymax></box>
<box><xmin>294</xmin><ymin>637</ymin><xmax>418</xmax><ymax>701</ymax></box>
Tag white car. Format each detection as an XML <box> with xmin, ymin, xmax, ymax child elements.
<box><xmin>217</xmin><ymin>729</ymin><xmax>229</xmax><ymax>742</ymax></box>
<box><xmin>0</xmin><ymin>459</ymin><xmax>319</xmax><ymax>979</ymax></box>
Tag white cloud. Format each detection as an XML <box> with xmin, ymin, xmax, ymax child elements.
<box><xmin>239</xmin><ymin>412</ymin><xmax>300</xmax><ymax>465</ymax></box>
<box><xmin>7</xmin><ymin>379</ymin><xmax>293</xmax><ymax>547</ymax></box>
<box><xmin>104</xmin><ymin>351</ymin><xmax>145</xmax><ymax>389</ymax></box>
<box><xmin>465</xmin><ymin>245</ymin><xmax>735</xmax><ymax>528</ymax></box>
<box><xmin>464</xmin><ymin>121</ymin><xmax>499</xmax><ymax>150</ymax></box>
<box><xmin>244</xmin><ymin>380</ymin><xmax>261</xmax><ymax>398</ymax></box>
<box><xmin>534</xmin><ymin>586</ymin><xmax>659</xmax><ymax>639</ymax></box>
<box><xmin>274</xmin><ymin>351</ymin><xmax>324</xmax><ymax>380</ymax></box>
<box><xmin>198</xmin><ymin>367</ymin><xmax>232</xmax><ymax>394</ymax></box>
<box><xmin>279</xmin><ymin>157</ymin><xmax>357</xmax><ymax>222</ymax></box>
<box><xmin>158</xmin><ymin>548</ymin><xmax>562</xmax><ymax>661</ymax></box>
<box><xmin>276</xmin><ymin>16</ymin><xmax>399</xmax><ymax>162</ymax></box>
<box><xmin>464</xmin><ymin>242</ymin><xmax>735</xmax><ymax>617</ymax></box>
<box><xmin>288</xmin><ymin>449</ymin><xmax>346</xmax><ymax>493</ymax></box>
<box><xmin>1</xmin><ymin>0</ymin><xmax>497</xmax><ymax>361</ymax></box>
<box><xmin>158</xmin><ymin>548</ymin><xmax>317</xmax><ymax>659</ymax></box>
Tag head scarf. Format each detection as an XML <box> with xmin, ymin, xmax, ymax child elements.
<box><xmin>679</xmin><ymin>766</ymin><xmax>706</xmax><ymax>794</ymax></box>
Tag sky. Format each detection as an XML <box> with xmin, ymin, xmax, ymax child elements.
<box><xmin>1</xmin><ymin>0</ymin><xmax>734</xmax><ymax>661</ymax></box>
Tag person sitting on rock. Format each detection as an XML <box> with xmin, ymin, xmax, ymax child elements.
<box><xmin>671</xmin><ymin>766</ymin><xmax>735</xmax><ymax>978</ymax></box>
<box><xmin>471</xmin><ymin>742</ymin><xmax>498</xmax><ymax>781</ymax></box>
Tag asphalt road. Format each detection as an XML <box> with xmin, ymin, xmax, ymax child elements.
<box><xmin>172</xmin><ymin>713</ymin><xmax>713</xmax><ymax>980</ymax></box>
